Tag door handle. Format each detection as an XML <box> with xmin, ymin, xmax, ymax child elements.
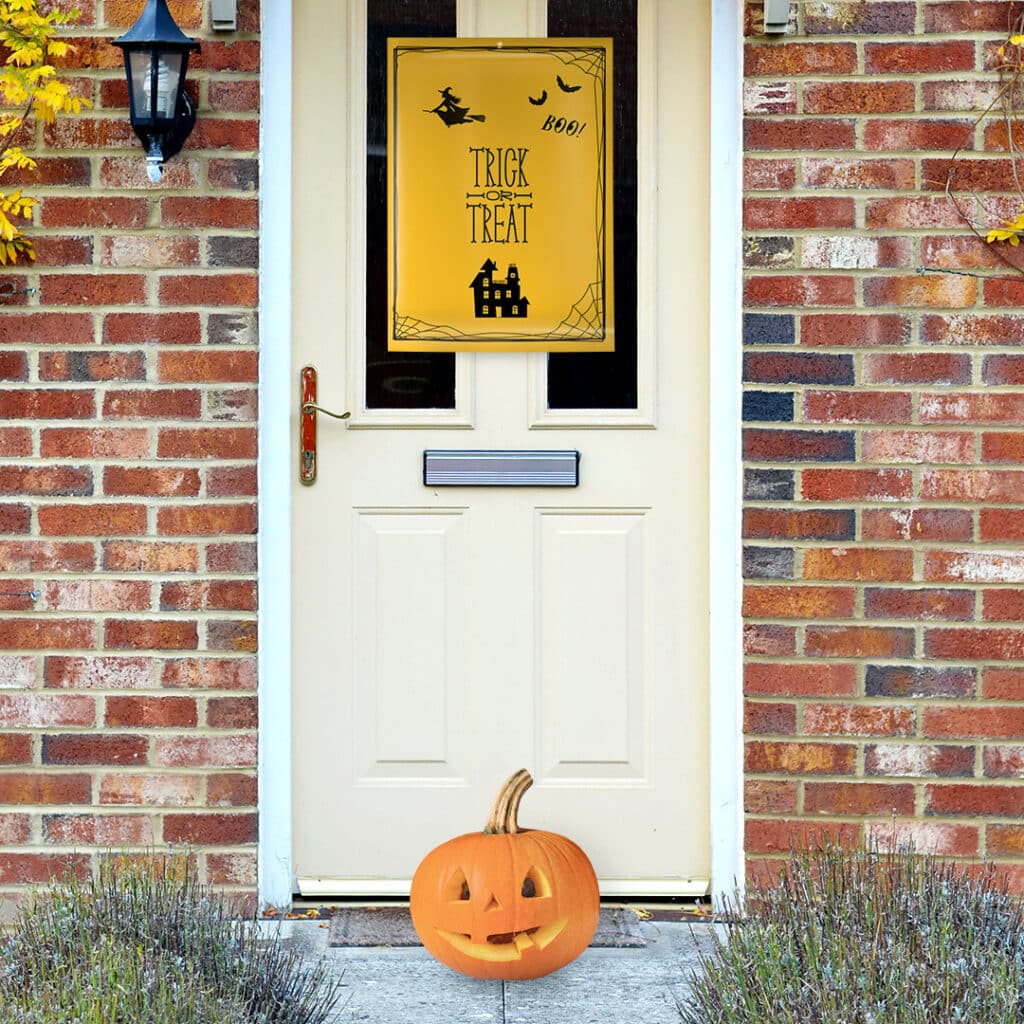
<box><xmin>300</xmin><ymin>365</ymin><xmax>350</xmax><ymax>486</ymax></box>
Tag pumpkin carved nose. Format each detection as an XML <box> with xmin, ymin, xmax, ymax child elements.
<box><xmin>484</xmin><ymin>893</ymin><xmax>502</xmax><ymax>912</ymax></box>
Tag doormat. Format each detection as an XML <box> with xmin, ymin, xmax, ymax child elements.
<box><xmin>327</xmin><ymin>906</ymin><xmax>646</xmax><ymax>948</ymax></box>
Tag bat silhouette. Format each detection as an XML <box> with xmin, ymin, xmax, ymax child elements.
<box><xmin>528</xmin><ymin>89</ymin><xmax>548</xmax><ymax>105</ymax></box>
<box><xmin>556</xmin><ymin>74</ymin><xmax>580</xmax><ymax>93</ymax></box>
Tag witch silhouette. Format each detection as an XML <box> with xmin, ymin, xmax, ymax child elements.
<box><xmin>426</xmin><ymin>86</ymin><xmax>486</xmax><ymax>126</ymax></box>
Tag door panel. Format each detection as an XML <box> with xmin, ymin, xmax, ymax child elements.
<box><xmin>291</xmin><ymin>0</ymin><xmax>710</xmax><ymax>896</ymax></box>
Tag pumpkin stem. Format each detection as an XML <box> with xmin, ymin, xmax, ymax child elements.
<box><xmin>483</xmin><ymin>769</ymin><xmax>533</xmax><ymax>834</ymax></box>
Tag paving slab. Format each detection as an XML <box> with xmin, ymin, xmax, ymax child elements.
<box><xmin>279</xmin><ymin>917</ymin><xmax>719</xmax><ymax>1024</ymax></box>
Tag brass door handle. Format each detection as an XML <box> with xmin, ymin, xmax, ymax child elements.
<box><xmin>300</xmin><ymin>365</ymin><xmax>350</xmax><ymax>486</ymax></box>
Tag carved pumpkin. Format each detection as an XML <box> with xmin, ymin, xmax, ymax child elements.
<box><xmin>410</xmin><ymin>769</ymin><xmax>599</xmax><ymax>980</ymax></box>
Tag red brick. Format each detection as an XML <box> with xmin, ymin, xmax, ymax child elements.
<box><xmin>745</xmin><ymin>119</ymin><xmax>856</xmax><ymax>151</ymax></box>
<box><xmin>98</xmin><ymin>156</ymin><xmax>198</xmax><ymax>190</ymax></box>
<box><xmin>744</xmin><ymin>197</ymin><xmax>855</xmax><ymax>229</ymax></box>
<box><xmin>0</xmin><ymin>854</ymin><xmax>90</xmax><ymax>884</ymax></box>
<box><xmin>205</xmin><ymin>851</ymin><xmax>257</xmax><ymax>886</ymax></box>
<box><xmin>104</xmin><ymin>467</ymin><xmax>200</xmax><ymax>497</ymax></box>
<box><xmin>40</xmin><ymin>274</ymin><xmax>146</xmax><ymax>306</ymax></box>
<box><xmin>744</xmin><ymin>624</ymin><xmax>797</xmax><ymax>656</ymax></box>
<box><xmin>864</xmin><ymin>274</ymin><xmax>976</xmax><ymax>308</ymax></box>
<box><xmin>0</xmin><ymin>504</ymin><xmax>30</xmax><ymax>533</ymax></box>
<box><xmin>805</xmin><ymin>782</ymin><xmax>915</xmax><ymax>816</ymax></box>
<box><xmin>925</xmin><ymin>1</ymin><xmax>1019</xmax><ymax>31</ymax></box>
<box><xmin>925</xmin><ymin>707</ymin><xmax>1024</xmax><ymax>740</ymax></box>
<box><xmin>926</xmin><ymin>784</ymin><xmax>1024</xmax><ymax>817</ymax></box>
<box><xmin>987</xmin><ymin>825</ymin><xmax>1024</xmax><ymax>855</ymax></box>
<box><xmin>983</xmin><ymin>432</ymin><xmax>1024</xmax><ymax>463</ymax></box>
<box><xmin>866</xmin><ymin>41</ymin><xmax>975</xmax><ymax>73</ymax></box>
<box><xmin>923</xmin><ymin>469</ymin><xmax>1024</xmax><ymax>500</ymax></box>
<box><xmin>803</xmin><ymin>80</ymin><xmax>914</xmax><ymax>114</ymax></box>
<box><xmin>157</xmin><ymin>504</ymin><xmax>256</xmax><ymax>536</ymax></box>
<box><xmin>102</xmin><ymin>313</ymin><xmax>201</xmax><ymax>345</ymax></box>
<box><xmin>865</xmin><ymin>194</ymin><xmax>970</xmax><ymax>226</ymax></box>
<box><xmin>40</xmin><ymin>197</ymin><xmax>148</xmax><ymax>228</ymax></box>
<box><xmin>207</xmin><ymin>774</ymin><xmax>258</xmax><ymax>807</ymax></box>
<box><xmin>745</xmin><ymin>352</ymin><xmax>853</xmax><ymax>385</ymax></box>
<box><xmin>984</xmin><ymin>747</ymin><xmax>1024</xmax><ymax>778</ymax></box>
<box><xmin>865</xmin><ymin>587</ymin><xmax>974</xmax><ymax>620</ymax></box>
<box><xmin>926</xmin><ymin>157</ymin><xmax>1021</xmax><ymax>194</ymax></box>
<box><xmin>801</xmin><ymin>317</ymin><xmax>900</xmax><ymax>352</ymax></box>
<box><xmin>102</xmin><ymin>541</ymin><xmax>199</xmax><ymax>573</ymax></box>
<box><xmin>207</xmin><ymin>80</ymin><xmax>260</xmax><ymax>112</ymax></box>
<box><xmin>0</xmin><ymin>774</ymin><xmax>92</xmax><ymax>805</ymax></box>
<box><xmin>981</xmin><ymin>509</ymin><xmax>1024</xmax><ymax>542</ymax></box>
<box><xmin>745</xmin><ymin>43</ymin><xmax>857</xmax><ymax>76</ymax></box>
<box><xmin>744</xmin><ymin>158</ymin><xmax>796</xmax><ymax>191</ymax></box>
<box><xmin>45</xmin><ymin>656</ymin><xmax>153</xmax><ymax>690</ymax></box>
<box><xmin>805</xmin><ymin>704</ymin><xmax>915</xmax><ymax>737</ymax></box>
<box><xmin>801</xmin><ymin>469</ymin><xmax>912</xmax><ymax>501</ymax></box>
<box><xmin>745</xmin><ymin>741</ymin><xmax>856</xmax><ymax>775</ymax></box>
<box><xmin>163</xmin><ymin>812</ymin><xmax>257</xmax><ymax>845</ymax></box>
<box><xmin>805</xmin><ymin>625</ymin><xmax>915</xmax><ymax>658</ymax></box>
<box><xmin>0</xmin><ymin>466</ymin><xmax>93</xmax><ymax>497</ymax></box>
<box><xmin>0</xmin><ymin>813</ymin><xmax>31</xmax><ymax>842</ymax></box>
<box><xmin>743</xmin><ymin>584</ymin><xmax>855</xmax><ymax>619</ymax></box>
<box><xmin>926</xmin><ymin>628</ymin><xmax>1024</xmax><ymax>661</ymax></box>
<box><xmin>187</xmin><ymin>118</ymin><xmax>259</xmax><ymax>150</ymax></box>
<box><xmin>207</xmin><ymin>467</ymin><xmax>258</xmax><ymax>497</ymax></box>
<box><xmin>98</xmin><ymin>774</ymin><xmax>202</xmax><ymax>807</ymax></box>
<box><xmin>745</xmin><ymin>662</ymin><xmax>856</xmax><ymax>697</ymax></box>
<box><xmin>43</xmin><ymin>814</ymin><xmax>153</xmax><ymax>845</ymax></box>
<box><xmin>865</xmin><ymin>353</ymin><xmax>972</xmax><ymax>386</ymax></box>
<box><xmin>983</xmin><ymin>668</ymin><xmax>1024</xmax><ymax>700</ymax></box>
<box><xmin>42</xmin><ymin>428</ymin><xmax>149</xmax><ymax>459</ymax></box>
<box><xmin>923</xmin><ymin>79</ymin><xmax>1003</xmax><ymax>113</ymax></box>
<box><xmin>0</xmin><ymin>541</ymin><xmax>94</xmax><ymax>572</ymax></box>
<box><xmin>743</xmin><ymin>508</ymin><xmax>854</xmax><ymax>540</ymax></box>
<box><xmin>100</xmin><ymin>235</ymin><xmax>199</xmax><ymax>269</ymax></box>
<box><xmin>804</xmin><ymin>158</ymin><xmax>915</xmax><ymax>190</ymax></box>
<box><xmin>161</xmin><ymin>658</ymin><xmax>256</xmax><ymax>690</ymax></box>
<box><xmin>5</xmin><ymin>157</ymin><xmax>91</xmax><ymax>188</ymax></box>
<box><xmin>43</xmin><ymin>116</ymin><xmax>135</xmax><ymax>149</ymax></box>
<box><xmin>745</xmin><ymin>819</ymin><xmax>861</xmax><ymax>855</ymax></box>
<box><xmin>0</xmin><ymin>620</ymin><xmax>95</xmax><ymax>650</ymax></box>
<box><xmin>804</xmin><ymin>1</ymin><xmax>915</xmax><ymax>33</ymax></box>
<box><xmin>925</xmin><ymin>549</ymin><xmax>1024</xmax><ymax>583</ymax></box>
<box><xmin>42</xmin><ymin>734</ymin><xmax>147</xmax><ymax>766</ymax></box>
<box><xmin>922</xmin><ymin>314</ymin><xmax>1024</xmax><ymax>345</ymax></box>
<box><xmin>1</xmin><ymin>314</ymin><xmax>94</xmax><ymax>346</ymax></box>
<box><xmin>744</xmin><ymin>275</ymin><xmax>855</xmax><ymax>307</ymax></box>
<box><xmin>744</xmin><ymin>780</ymin><xmax>798</xmax><ymax>815</ymax></box>
<box><xmin>157</xmin><ymin>428</ymin><xmax>256</xmax><ymax>459</ymax></box>
<box><xmin>985</xmin><ymin>277</ymin><xmax>1024</xmax><ymax>307</ymax></box>
<box><xmin>0</xmin><ymin>391</ymin><xmax>95</xmax><ymax>421</ymax></box>
<box><xmin>160</xmin><ymin>197</ymin><xmax>258</xmax><ymax>229</ymax></box>
<box><xmin>861</xmin><ymin>431</ymin><xmax>974</xmax><ymax>465</ymax></box>
<box><xmin>744</xmin><ymin>428</ymin><xmax>855</xmax><ymax>462</ymax></box>
<box><xmin>0</xmin><ymin>429</ymin><xmax>32</xmax><ymax>457</ymax></box>
<box><xmin>160</xmin><ymin>581</ymin><xmax>257</xmax><ymax>612</ymax></box>
<box><xmin>154</xmin><ymin>735</ymin><xmax>257</xmax><ymax>768</ymax></box>
<box><xmin>920</xmin><ymin>235</ymin><xmax>1005</xmax><ymax>270</ymax></box>
<box><xmin>207</xmin><ymin>696</ymin><xmax>257</xmax><ymax>729</ymax></box>
<box><xmin>105</xmin><ymin>620</ymin><xmax>198</xmax><ymax>651</ymax></box>
<box><xmin>207</xmin><ymin>620</ymin><xmax>257</xmax><ymax>653</ymax></box>
<box><xmin>158</xmin><ymin>351</ymin><xmax>258</xmax><ymax>384</ymax></box>
<box><xmin>803</xmin><ymin>547</ymin><xmax>914</xmax><ymax>582</ymax></box>
<box><xmin>103</xmin><ymin>389</ymin><xmax>202</xmax><ymax>419</ymax></box>
<box><xmin>0</xmin><ymin>353</ymin><xmax>27</xmax><ymax>381</ymax></box>
<box><xmin>158</xmin><ymin>274</ymin><xmax>257</xmax><ymax>307</ymax></box>
<box><xmin>41</xmin><ymin>580</ymin><xmax>151</xmax><ymax>613</ymax></box>
<box><xmin>866</xmin><ymin>744</ymin><xmax>975</xmax><ymax>778</ymax></box>
<box><xmin>803</xmin><ymin>391</ymin><xmax>913</xmax><ymax>424</ymax></box>
<box><xmin>105</xmin><ymin>696</ymin><xmax>198</xmax><ymax>728</ymax></box>
<box><xmin>206</xmin><ymin>542</ymin><xmax>257</xmax><ymax>572</ymax></box>
<box><xmin>38</xmin><ymin>504</ymin><xmax>147</xmax><ymax>536</ymax></box>
<box><xmin>0</xmin><ymin>737</ymin><xmax>32</xmax><ymax>765</ymax></box>
<box><xmin>983</xmin><ymin>355</ymin><xmax>1024</xmax><ymax>386</ymax></box>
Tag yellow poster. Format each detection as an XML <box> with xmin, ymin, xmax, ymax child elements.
<box><xmin>387</xmin><ymin>38</ymin><xmax>613</xmax><ymax>352</ymax></box>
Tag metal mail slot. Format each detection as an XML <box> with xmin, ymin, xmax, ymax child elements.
<box><xmin>424</xmin><ymin>450</ymin><xmax>580</xmax><ymax>486</ymax></box>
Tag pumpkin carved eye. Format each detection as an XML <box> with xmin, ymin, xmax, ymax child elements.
<box><xmin>444</xmin><ymin>869</ymin><xmax>471</xmax><ymax>902</ymax></box>
<box><xmin>521</xmin><ymin>866</ymin><xmax>551</xmax><ymax>898</ymax></box>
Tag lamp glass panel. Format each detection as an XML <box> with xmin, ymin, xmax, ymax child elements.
<box><xmin>128</xmin><ymin>50</ymin><xmax>155</xmax><ymax>122</ymax></box>
<box><xmin>128</xmin><ymin>49</ymin><xmax>184</xmax><ymax>122</ymax></box>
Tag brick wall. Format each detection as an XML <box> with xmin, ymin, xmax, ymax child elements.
<box><xmin>0</xmin><ymin>0</ymin><xmax>259</xmax><ymax>911</ymax></box>
<box><xmin>743</xmin><ymin>0</ymin><xmax>1024</xmax><ymax>885</ymax></box>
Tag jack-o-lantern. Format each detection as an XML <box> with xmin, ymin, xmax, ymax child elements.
<box><xmin>410</xmin><ymin>769</ymin><xmax>599</xmax><ymax>980</ymax></box>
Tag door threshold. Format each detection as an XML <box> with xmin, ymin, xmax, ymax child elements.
<box><xmin>295</xmin><ymin>877</ymin><xmax>711</xmax><ymax>900</ymax></box>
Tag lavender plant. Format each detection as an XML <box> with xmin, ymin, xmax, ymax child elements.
<box><xmin>681</xmin><ymin>843</ymin><xmax>1024</xmax><ymax>1024</ymax></box>
<box><xmin>0</xmin><ymin>856</ymin><xmax>344</xmax><ymax>1024</ymax></box>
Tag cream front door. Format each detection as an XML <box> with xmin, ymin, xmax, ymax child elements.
<box><xmin>291</xmin><ymin>0</ymin><xmax>710</xmax><ymax>897</ymax></box>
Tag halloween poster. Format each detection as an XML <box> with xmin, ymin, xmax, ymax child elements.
<box><xmin>387</xmin><ymin>38</ymin><xmax>614</xmax><ymax>352</ymax></box>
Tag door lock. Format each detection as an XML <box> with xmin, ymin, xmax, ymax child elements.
<box><xmin>299</xmin><ymin>365</ymin><xmax>350</xmax><ymax>486</ymax></box>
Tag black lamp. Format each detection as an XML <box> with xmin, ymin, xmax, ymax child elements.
<box><xmin>112</xmin><ymin>0</ymin><xmax>200</xmax><ymax>183</ymax></box>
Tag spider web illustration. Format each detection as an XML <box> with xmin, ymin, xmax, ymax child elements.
<box><xmin>548</xmin><ymin>282</ymin><xmax>605</xmax><ymax>339</ymax></box>
<box><xmin>550</xmin><ymin>47</ymin><xmax>606</xmax><ymax>81</ymax></box>
<box><xmin>393</xmin><ymin>315</ymin><xmax>467</xmax><ymax>340</ymax></box>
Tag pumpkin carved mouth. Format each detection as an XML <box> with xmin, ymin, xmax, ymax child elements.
<box><xmin>435</xmin><ymin>919</ymin><xmax>568</xmax><ymax>962</ymax></box>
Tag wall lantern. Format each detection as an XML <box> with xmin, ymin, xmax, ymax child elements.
<box><xmin>112</xmin><ymin>0</ymin><xmax>200</xmax><ymax>183</ymax></box>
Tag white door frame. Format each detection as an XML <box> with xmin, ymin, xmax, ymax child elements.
<box><xmin>257</xmin><ymin>0</ymin><xmax>744</xmax><ymax>909</ymax></box>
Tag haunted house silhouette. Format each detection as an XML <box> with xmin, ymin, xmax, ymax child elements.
<box><xmin>470</xmin><ymin>259</ymin><xmax>529</xmax><ymax>319</ymax></box>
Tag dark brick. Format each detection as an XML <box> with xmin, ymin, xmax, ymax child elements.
<box><xmin>207</xmin><ymin>312</ymin><xmax>258</xmax><ymax>346</ymax></box>
<box><xmin>208</xmin><ymin>236</ymin><xmax>259</xmax><ymax>269</ymax></box>
<box><xmin>744</xmin><ymin>237</ymin><xmax>795</xmax><ymax>269</ymax></box>
<box><xmin>743</xmin><ymin>391</ymin><xmax>794</xmax><ymax>422</ymax></box>
<box><xmin>743</xmin><ymin>546</ymin><xmax>795</xmax><ymax>580</ymax></box>
<box><xmin>744</xmin><ymin>352</ymin><xmax>855</xmax><ymax>385</ymax></box>
<box><xmin>744</xmin><ymin>469</ymin><xmax>795</xmax><ymax>501</ymax></box>
<box><xmin>865</xmin><ymin>665</ymin><xmax>976</xmax><ymax>699</ymax></box>
<box><xmin>744</xmin><ymin>429</ymin><xmax>856</xmax><ymax>462</ymax></box>
<box><xmin>743</xmin><ymin>313</ymin><xmax>795</xmax><ymax>346</ymax></box>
